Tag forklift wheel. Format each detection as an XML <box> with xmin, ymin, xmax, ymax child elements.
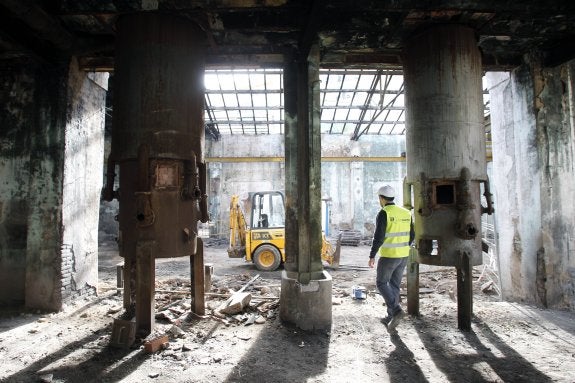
<box><xmin>253</xmin><ymin>245</ymin><xmax>281</xmax><ymax>271</ymax></box>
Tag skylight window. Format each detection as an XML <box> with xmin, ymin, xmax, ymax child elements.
<box><xmin>203</xmin><ymin>68</ymin><xmax>490</xmax><ymax>139</ymax></box>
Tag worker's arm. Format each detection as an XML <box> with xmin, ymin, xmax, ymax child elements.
<box><xmin>368</xmin><ymin>210</ymin><xmax>387</xmax><ymax>267</ymax></box>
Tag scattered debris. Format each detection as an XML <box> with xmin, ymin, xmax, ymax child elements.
<box><xmin>3</xmin><ymin>244</ymin><xmax>573</xmax><ymax>383</ymax></box>
<box><xmin>169</xmin><ymin>325</ymin><xmax>186</xmax><ymax>338</ymax></box>
<box><xmin>144</xmin><ymin>335</ymin><xmax>169</xmax><ymax>353</ymax></box>
<box><xmin>338</xmin><ymin>230</ymin><xmax>363</xmax><ymax>246</ymax></box>
<box><xmin>481</xmin><ymin>280</ymin><xmax>495</xmax><ymax>293</ymax></box>
<box><xmin>235</xmin><ymin>333</ymin><xmax>252</xmax><ymax>341</ymax></box>
<box><xmin>107</xmin><ymin>305</ymin><xmax>122</xmax><ymax>314</ymax></box>
<box><xmin>244</xmin><ymin>313</ymin><xmax>257</xmax><ymax>325</ymax></box>
<box><xmin>156</xmin><ymin>310</ymin><xmax>179</xmax><ymax>323</ymax></box>
<box><xmin>181</xmin><ymin>343</ymin><xmax>196</xmax><ymax>351</ymax></box>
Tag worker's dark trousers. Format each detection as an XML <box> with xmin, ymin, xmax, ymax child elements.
<box><xmin>376</xmin><ymin>256</ymin><xmax>408</xmax><ymax>318</ymax></box>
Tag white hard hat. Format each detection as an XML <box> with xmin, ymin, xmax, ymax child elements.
<box><xmin>378</xmin><ymin>185</ymin><xmax>395</xmax><ymax>198</ymax></box>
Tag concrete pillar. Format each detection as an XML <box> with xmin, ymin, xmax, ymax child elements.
<box><xmin>280</xmin><ymin>47</ymin><xmax>332</xmax><ymax>331</ymax></box>
<box><xmin>7</xmin><ymin>58</ymin><xmax>107</xmax><ymax>311</ymax></box>
<box><xmin>403</xmin><ymin>25</ymin><xmax>488</xmax><ymax>330</ymax></box>
<box><xmin>110</xmin><ymin>13</ymin><xmax>207</xmax><ymax>337</ymax></box>
<box><xmin>350</xmin><ymin>161</ymin><xmax>364</xmax><ymax>231</ymax></box>
<box><xmin>22</xmin><ymin>63</ymin><xmax>68</xmax><ymax>311</ymax></box>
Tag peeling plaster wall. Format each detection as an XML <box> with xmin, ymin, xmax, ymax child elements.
<box><xmin>0</xmin><ymin>57</ymin><xmax>107</xmax><ymax>311</ymax></box>
<box><xmin>487</xmin><ymin>68</ymin><xmax>541</xmax><ymax>304</ymax></box>
<box><xmin>61</xmin><ymin>59</ymin><xmax>108</xmax><ymax>303</ymax></box>
<box><xmin>321</xmin><ymin>135</ymin><xmax>406</xmax><ymax>235</ymax></box>
<box><xmin>1</xmin><ymin>59</ymin><xmax>68</xmax><ymax>310</ymax></box>
<box><xmin>487</xmin><ymin>59</ymin><xmax>575</xmax><ymax>309</ymax></box>
<box><xmin>207</xmin><ymin>135</ymin><xmax>285</xmax><ymax>235</ymax></box>
<box><xmin>0</xmin><ymin>60</ymin><xmax>36</xmax><ymax>306</ymax></box>
<box><xmin>535</xmin><ymin>61</ymin><xmax>575</xmax><ymax>308</ymax></box>
<box><xmin>206</xmin><ymin>134</ymin><xmax>406</xmax><ymax>238</ymax></box>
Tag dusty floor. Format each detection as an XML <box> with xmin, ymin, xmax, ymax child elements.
<box><xmin>1</xmin><ymin>242</ymin><xmax>574</xmax><ymax>383</ymax></box>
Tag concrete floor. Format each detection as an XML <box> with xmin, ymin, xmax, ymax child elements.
<box><xmin>1</xmin><ymin>243</ymin><xmax>574</xmax><ymax>382</ymax></box>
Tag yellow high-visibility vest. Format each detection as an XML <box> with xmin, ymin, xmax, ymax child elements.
<box><xmin>378</xmin><ymin>204</ymin><xmax>412</xmax><ymax>258</ymax></box>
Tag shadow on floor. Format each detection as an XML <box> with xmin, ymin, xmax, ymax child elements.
<box><xmin>222</xmin><ymin>321</ymin><xmax>330</xmax><ymax>383</ymax></box>
<box><xmin>2</xmin><ymin>324</ymin><xmax>149</xmax><ymax>383</ymax></box>
<box><xmin>411</xmin><ymin>314</ymin><xmax>553</xmax><ymax>382</ymax></box>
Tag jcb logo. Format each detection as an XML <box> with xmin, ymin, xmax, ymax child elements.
<box><xmin>252</xmin><ymin>232</ymin><xmax>272</xmax><ymax>240</ymax></box>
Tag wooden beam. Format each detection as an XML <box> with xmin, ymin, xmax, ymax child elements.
<box><xmin>135</xmin><ymin>241</ymin><xmax>155</xmax><ymax>337</ymax></box>
<box><xmin>191</xmin><ymin>238</ymin><xmax>206</xmax><ymax>316</ymax></box>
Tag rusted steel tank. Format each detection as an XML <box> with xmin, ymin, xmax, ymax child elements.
<box><xmin>108</xmin><ymin>13</ymin><xmax>208</xmax><ymax>261</ymax></box>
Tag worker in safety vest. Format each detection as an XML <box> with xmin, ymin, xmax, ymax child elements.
<box><xmin>368</xmin><ymin>184</ymin><xmax>414</xmax><ymax>333</ymax></box>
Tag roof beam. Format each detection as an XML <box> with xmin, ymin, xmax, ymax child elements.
<box><xmin>298</xmin><ymin>0</ymin><xmax>324</xmax><ymax>59</ymax></box>
<box><xmin>1</xmin><ymin>0</ymin><xmax>75</xmax><ymax>52</ymax></box>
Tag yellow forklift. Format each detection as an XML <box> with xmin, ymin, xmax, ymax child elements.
<box><xmin>227</xmin><ymin>191</ymin><xmax>340</xmax><ymax>271</ymax></box>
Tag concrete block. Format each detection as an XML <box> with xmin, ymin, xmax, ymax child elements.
<box><xmin>219</xmin><ymin>292</ymin><xmax>251</xmax><ymax>315</ymax></box>
<box><xmin>280</xmin><ymin>270</ymin><xmax>332</xmax><ymax>331</ymax></box>
<box><xmin>109</xmin><ymin>319</ymin><xmax>136</xmax><ymax>348</ymax></box>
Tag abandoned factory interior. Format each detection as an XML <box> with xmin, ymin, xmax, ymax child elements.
<box><xmin>1</xmin><ymin>1</ymin><xmax>575</xmax><ymax>382</ymax></box>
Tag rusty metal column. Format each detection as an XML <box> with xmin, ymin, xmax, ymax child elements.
<box><xmin>280</xmin><ymin>47</ymin><xmax>332</xmax><ymax>331</ymax></box>
<box><xmin>403</xmin><ymin>25</ymin><xmax>487</xmax><ymax>331</ymax></box>
<box><xmin>109</xmin><ymin>13</ymin><xmax>208</xmax><ymax>338</ymax></box>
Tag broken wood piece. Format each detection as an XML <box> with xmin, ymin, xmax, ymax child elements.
<box><xmin>236</xmin><ymin>274</ymin><xmax>261</xmax><ymax>294</ymax></box>
<box><xmin>245</xmin><ymin>313</ymin><xmax>257</xmax><ymax>325</ymax></box>
<box><xmin>250</xmin><ymin>296</ymin><xmax>280</xmax><ymax>300</ymax></box>
<box><xmin>205</xmin><ymin>292</ymin><xmax>232</xmax><ymax>298</ymax></box>
<box><xmin>155</xmin><ymin>310</ymin><xmax>178</xmax><ymax>323</ymax></box>
<box><xmin>481</xmin><ymin>280</ymin><xmax>494</xmax><ymax>293</ymax></box>
<box><xmin>156</xmin><ymin>297</ymin><xmax>186</xmax><ymax>312</ymax></box>
<box><xmin>168</xmin><ymin>307</ymin><xmax>185</xmax><ymax>316</ymax></box>
<box><xmin>186</xmin><ymin>311</ymin><xmax>209</xmax><ymax>320</ymax></box>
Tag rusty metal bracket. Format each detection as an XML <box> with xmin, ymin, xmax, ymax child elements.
<box><xmin>418</xmin><ymin>172</ymin><xmax>432</xmax><ymax>217</ymax></box>
<box><xmin>481</xmin><ymin>176</ymin><xmax>495</xmax><ymax>215</ymax></box>
<box><xmin>403</xmin><ymin>176</ymin><xmax>413</xmax><ymax>211</ymax></box>
<box><xmin>183</xmin><ymin>151</ymin><xmax>198</xmax><ymax>200</ymax></box>
<box><xmin>455</xmin><ymin>167</ymin><xmax>478</xmax><ymax>240</ymax></box>
<box><xmin>135</xmin><ymin>192</ymin><xmax>155</xmax><ymax>227</ymax></box>
<box><xmin>103</xmin><ymin>156</ymin><xmax>117</xmax><ymax>201</ymax></box>
<box><xmin>198</xmin><ymin>161</ymin><xmax>209</xmax><ymax>223</ymax></box>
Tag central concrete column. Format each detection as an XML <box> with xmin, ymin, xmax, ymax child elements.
<box><xmin>280</xmin><ymin>46</ymin><xmax>332</xmax><ymax>331</ymax></box>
